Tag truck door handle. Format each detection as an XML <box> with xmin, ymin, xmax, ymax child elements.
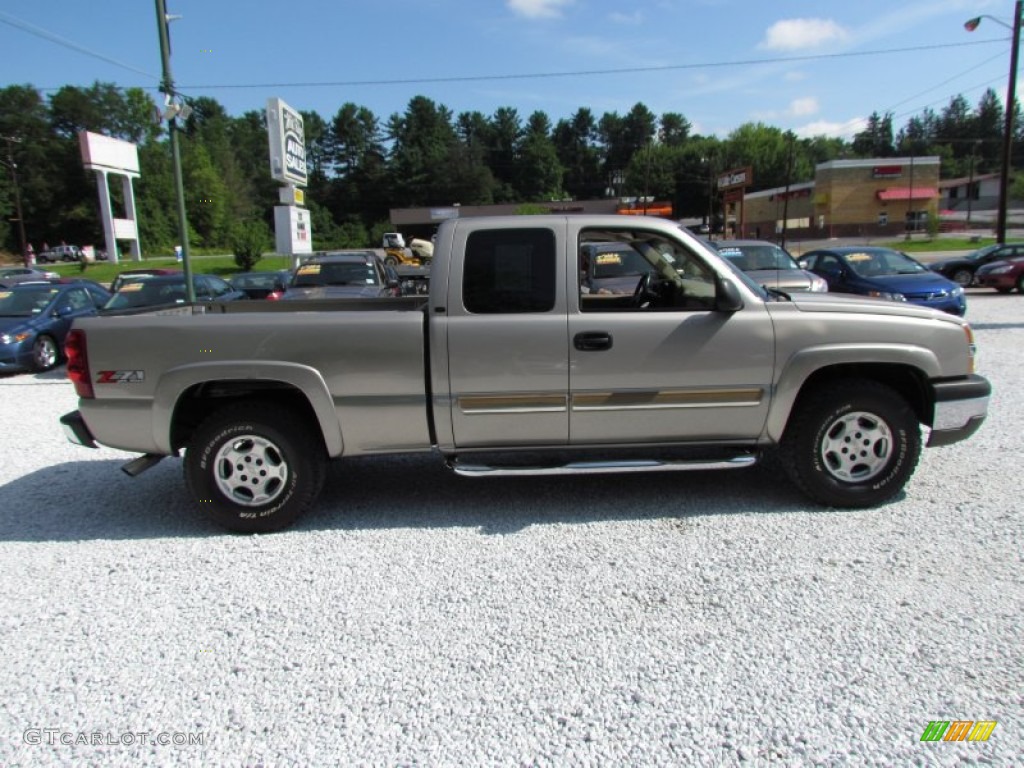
<box><xmin>574</xmin><ymin>331</ymin><xmax>613</xmax><ymax>351</ymax></box>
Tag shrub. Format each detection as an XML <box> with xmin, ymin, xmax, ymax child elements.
<box><xmin>231</xmin><ymin>219</ymin><xmax>272</xmax><ymax>271</ymax></box>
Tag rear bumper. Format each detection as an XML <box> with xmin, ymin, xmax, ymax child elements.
<box><xmin>927</xmin><ymin>374</ymin><xmax>991</xmax><ymax>447</ymax></box>
<box><xmin>60</xmin><ymin>410</ymin><xmax>98</xmax><ymax>449</ymax></box>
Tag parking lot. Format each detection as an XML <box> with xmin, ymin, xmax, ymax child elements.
<box><xmin>0</xmin><ymin>290</ymin><xmax>1021</xmax><ymax>765</ymax></box>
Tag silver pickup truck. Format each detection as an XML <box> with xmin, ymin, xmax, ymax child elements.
<box><xmin>60</xmin><ymin>215</ymin><xmax>990</xmax><ymax>532</ymax></box>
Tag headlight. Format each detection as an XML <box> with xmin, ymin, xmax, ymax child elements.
<box><xmin>950</xmin><ymin>285</ymin><xmax>964</xmax><ymax>296</ymax></box>
<box><xmin>0</xmin><ymin>332</ymin><xmax>31</xmax><ymax>345</ymax></box>
<box><xmin>867</xmin><ymin>290</ymin><xmax>906</xmax><ymax>302</ymax></box>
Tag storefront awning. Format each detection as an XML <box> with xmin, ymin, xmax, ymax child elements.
<box><xmin>877</xmin><ymin>187</ymin><xmax>938</xmax><ymax>201</ymax></box>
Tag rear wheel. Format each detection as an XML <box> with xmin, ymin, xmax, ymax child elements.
<box><xmin>780</xmin><ymin>379</ymin><xmax>920</xmax><ymax>508</ymax></box>
<box><xmin>384</xmin><ymin>255</ymin><xmax>399</xmax><ymax>267</ymax></box>
<box><xmin>31</xmin><ymin>335</ymin><xmax>59</xmax><ymax>372</ymax></box>
<box><xmin>185</xmin><ymin>401</ymin><xmax>327</xmax><ymax>532</ymax></box>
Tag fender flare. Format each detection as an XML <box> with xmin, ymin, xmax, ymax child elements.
<box><xmin>765</xmin><ymin>343</ymin><xmax>940</xmax><ymax>442</ymax></box>
<box><xmin>151</xmin><ymin>360</ymin><xmax>344</xmax><ymax>457</ymax></box>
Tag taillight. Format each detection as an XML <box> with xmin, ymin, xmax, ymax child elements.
<box><xmin>65</xmin><ymin>329</ymin><xmax>94</xmax><ymax>399</ymax></box>
<box><xmin>267</xmin><ymin>291</ymin><xmax>283</xmax><ymax>301</ymax></box>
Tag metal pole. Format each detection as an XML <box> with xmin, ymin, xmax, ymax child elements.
<box><xmin>966</xmin><ymin>150</ymin><xmax>975</xmax><ymax>227</ymax></box>
<box><xmin>997</xmin><ymin>0</ymin><xmax>1022</xmax><ymax>244</ymax></box>
<box><xmin>1</xmin><ymin>136</ymin><xmax>28</xmax><ymax>260</ymax></box>
<box><xmin>154</xmin><ymin>0</ymin><xmax>195</xmax><ymax>302</ymax></box>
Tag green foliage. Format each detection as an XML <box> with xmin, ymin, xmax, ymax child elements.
<box><xmin>515</xmin><ymin>203</ymin><xmax>550</xmax><ymax>215</ymax></box>
<box><xmin>3</xmin><ymin>80</ymin><xmax>1022</xmax><ymax>258</ymax></box>
<box><xmin>230</xmin><ymin>218</ymin><xmax>271</xmax><ymax>271</ymax></box>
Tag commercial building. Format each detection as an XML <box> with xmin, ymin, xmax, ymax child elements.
<box><xmin>742</xmin><ymin>157</ymin><xmax>941</xmax><ymax>240</ymax></box>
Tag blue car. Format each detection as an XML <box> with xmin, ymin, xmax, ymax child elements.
<box><xmin>800</xmin><ymin>246</ymin><xmax>966</xmax><ymax>316</ymax></box>
<box><xmin>0</xmin><ymin>280</ymin><xmax>111</xmax><ymax>372</ymax></box>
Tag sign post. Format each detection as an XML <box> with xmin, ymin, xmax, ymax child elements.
<box><xmin>266</xmin><ymin>98</ymin><xmax>312</xmax><ymax>267</ymax></box>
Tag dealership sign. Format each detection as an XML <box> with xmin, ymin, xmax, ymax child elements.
<box><xmin>717</xmin><ymin>166</ymin><xmax>753</xmax><ymax>191</ymax></box>
<box><xmin>266</xmin><ymin>98</ymin><xmax>307</xmax><ymax>187</ymax></box>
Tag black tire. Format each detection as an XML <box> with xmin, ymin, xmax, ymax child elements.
<box><xmin>31</xmin><ymin>335</ymin><xmax>59</xmax><ymax>372</ymax></box>
<box><xmin>384</xmin><ymin>255</ymin><xmax>399</xmax><ymax>267</ymax></box>
<box><xmin>184</xmin><ymin>401</ymin><xmax>327</xmax><ymax>533</ymax></box>
<box><xmin>1017</xmin><ymin>273</ymin><xmax>1024</xmax><ymax>293</ymax></box>
<box><xmin>779</xmin><ymin>379</ymin><xmax>921</xmax><ymax>508</ymax></box>
<box><xmin>950</xmin><ymin>267</ymin><xmax>973</xmax><ymax>287</ymax></box>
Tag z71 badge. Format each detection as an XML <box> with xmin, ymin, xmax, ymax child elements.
<box><xmin>96</xmin><ymin>370</ymin><xmax>145</xmax><ymax>384</ymax></box>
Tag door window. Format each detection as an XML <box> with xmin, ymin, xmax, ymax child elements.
<box><xmin>462</xmin><ymin>228</ymin><xmax>556</xmax><ymax>314</ymax></box>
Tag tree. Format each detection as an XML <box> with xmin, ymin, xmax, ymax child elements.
<box><xmin>852</xmin><ymin>112</ymin><xmax>894</xmax><ymax>157</ymax></box>
<box><xmin>553</xmin><ymin>108</ymin><xmax>603</xmax><ymax>200</ymax></box>
<box><xmin>231</xmin><ymin>217</ymin><xmax>271</xmax><ymax>270</ymax></box>
<box><xmin>515</xmin><ymin>111</ymin><xmax>563</xmax><ymax>200</ymax></box>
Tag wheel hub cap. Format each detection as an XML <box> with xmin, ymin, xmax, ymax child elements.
<box><xmin>820</xmin><ymin>411</ymin><xmax>893</xmax><ymax>482</ymax></box>
<box><xmin>213</xmin><ymin>435</ymin><xmax>289</xmax><ymax>507</ymax></box>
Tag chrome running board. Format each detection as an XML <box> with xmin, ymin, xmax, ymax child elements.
<box><xmin>448</xmin><ymin>453</ymin><xmax>757</xmax><ymax>477</ymax></box>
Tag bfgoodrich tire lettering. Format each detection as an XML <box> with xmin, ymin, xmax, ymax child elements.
<box><xmin>780</xmin><ymin>380</ymin><xmax>921</xmax><ymax>508</ymax></box>
<box><xmin>185</xmin><ymin>401</ymin><xmax>326</xmax><ymax>532</ymax></box>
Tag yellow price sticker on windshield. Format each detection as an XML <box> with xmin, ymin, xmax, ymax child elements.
<box><xmin>297</xmin><ymin>264</ymin><xmax>321</xmax><ymax>275</ymax></box>
<box><xmin>120</xmin><ymin>282</ymin><xmax>144</xmax><ymax>292</ymax></box>
<box><xmin>846</xmin><ymin>253</ymin><xmax>873</xmax><ymax>262</ymax></box>
<box><xmin>595</xmin><ymin>253</ymin><xmax>622</xmax><ymax>265</ymax></box>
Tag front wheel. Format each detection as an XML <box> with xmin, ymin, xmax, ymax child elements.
<box><xmin>184</xmin><ymin>401</ymin><xmax>327</xmax><ymax>532</ymax></box>
<box><xmin>780</xmin><ymin>380</ymin><xmax>921</xmax><ymax>508</ymax></box>
<box><xmin>31</xmin><ymin>335</ymin><xmax>59</xmax><ymax>372</ymax></box>
<box><xmin>951</xmin><ymin>267</ymin><xmax>973</xmax><ymax>287</ymax></box>
<box><xmin>384</xmin><ymin>255</ymin><xmax>399</xmax><ymax>267</ymax></box>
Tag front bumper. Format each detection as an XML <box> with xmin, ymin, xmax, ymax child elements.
<box><xmin>927</xmin><ymin>374</ymin><xmax>991</xmax><ymax>447</ymax></box>
<box><xmin>60</xmin><ymin>410</ymin><xmax>98</xmax><ymax>448</ymax></box>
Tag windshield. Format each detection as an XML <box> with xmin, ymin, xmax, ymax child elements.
<box><xmin>589</xmin><ymin>248</ymin><xmax>656</xmax><ymax>279</ymax></box>
<box><xmin>0</xmin><ymin>287</ymin><xmax>57</xmax><ymax>317</ymax></box>
<box><xmin>292</xmin><ymin>262</ymin><xmax>380</xmax><ymax>287</ymax></box>
<box><xmin>842</xmin><ymin>249</ymin><xmax>927</xmax><ymax>277</ymax></box>
<box><xmin>718</xmin><ymin>244</ymin><xmax>799</xmax><ymax>271</ymax></box>
<box><xmin>966</xmin><ymin>245</ymin><xmax>1003</xmax><ymax>262</ymax></box>
<box><xmin>105</xmin><ymin>280</ymin><xmax>188</xmax><ymax>309</ymax></box>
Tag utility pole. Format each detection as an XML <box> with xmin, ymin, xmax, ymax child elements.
<box><xmin>1</xmin><ymin>135</ymin><xmax>28</xmax><ymax>261</ymax></box>
<box><xmin>154</xmin><ymin>0</ymin><xmax>195</xmax><ymax>302</ymax></box>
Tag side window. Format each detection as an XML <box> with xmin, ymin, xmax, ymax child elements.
<box><xmin>207</xmin><ymin>276</ymin><xmax>232</xmax><ymax>297</ymax></box>
<box><xmin>579</xmin><ymin>229</ymin><xmax>716</xmax><ymax>312</ymax></box>
<box><xmin>462</xmin><ymin>228</ymin><xmax>556</xmax><ymax>314</ymax></box>
<box><xmin>65</xmin><ymin>287</ymin><xmax>91</xmax><ymax>311</ymax></box>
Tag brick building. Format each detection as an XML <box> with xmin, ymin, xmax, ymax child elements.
<box><xmin>743</xmin><ymin>157</ymin><xmax>941</xmax><ymax>239</ymax></box>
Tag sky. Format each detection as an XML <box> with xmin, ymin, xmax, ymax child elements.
<box><xmin>0</xmin><ymin>0</ymin><xmax>1018</xmax><ymax>141</ymax></box>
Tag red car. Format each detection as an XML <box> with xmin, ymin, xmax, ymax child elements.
<box><xmin>974</xmin><ymin>257</ymin><xmax>1024</xmax><ymax>293</ymax></box>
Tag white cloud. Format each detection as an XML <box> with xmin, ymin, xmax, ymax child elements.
<box><xmin>759</xmin><ymin>18</ymin><xmax>849</xmax><ymax>50</ymax></box>
<box><xmin>796</xmin><ymin>117</ymin><xmax>868</xmax><ymax>139</ymax></box>
<box><xmin>789</xmin><ymin>97</ymin><xmax>818</xmax><ymax>116</ymax></box>
<box><xmin>507</xmin><ymin>0</ymin><xmax>573</xmax><ymax>19</ymax></box>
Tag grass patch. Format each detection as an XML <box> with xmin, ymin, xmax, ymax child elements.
<box><xmin>46</xmin><ymin>253</ymin><xmax>296</xmax><ymax>284</ymax></box>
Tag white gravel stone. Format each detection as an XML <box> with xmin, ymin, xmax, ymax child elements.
<box><xmin>0</xmin><ymin>292</ymin><xmax>1021</xmax><ymax>766</ymax></box>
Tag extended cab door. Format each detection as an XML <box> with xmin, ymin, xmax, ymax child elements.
<box><xmin>440</xmin><ymin>221</ymin><xmax>569</xmax><ymax>448</ymax></box>
<box><xmin>568</xmin><ymin>223</ymin><xmax>775</xmax><ymax>445</ymax></box>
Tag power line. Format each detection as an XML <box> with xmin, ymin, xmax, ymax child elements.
<box><xmin>25</xmin><ymin>37</ymin><xmax>1007</xmax><ymax>93</ymax></box>
<box><xmin>0</xmin><ymin>10</ymin><xmax>160</xmax><ymax>82</ymax></box>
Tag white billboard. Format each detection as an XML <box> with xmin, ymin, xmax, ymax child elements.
<box><xmin>79</xmin><ymin>131</ymin><xmax>140</xmax><ymax>175</ymax></box>
<box><xmin>266</xmin><ymin>98</ymin><xmax>307</xmax><ymax>187</ymax></box>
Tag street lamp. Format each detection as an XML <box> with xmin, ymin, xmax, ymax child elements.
<box><xmin>965</xmin><ymin>2</ymin><xmax>1022</xmax><ymax>244</ymax></box>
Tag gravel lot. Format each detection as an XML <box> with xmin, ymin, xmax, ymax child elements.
<box><xmin>0</xmin><ymin>291</ymin><xmax>1021</xmax><ymax>767</ymax></box>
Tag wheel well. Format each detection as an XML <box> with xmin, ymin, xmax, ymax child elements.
<box><xmin>791</xmin><ymin>364</ymin><xmax>931</xmax><ymax>425</ymax></box>
<box><xmin>170</xmin><ymin>380</ymin><xmax>324</xmax><ymax>453</ymax></box>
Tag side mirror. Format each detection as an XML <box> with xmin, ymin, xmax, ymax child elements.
<box><xmin>54</xmin><ymin>304</ymin><xmax>74</xmax><ymax>317</ymax></box>
<box><xmin>715</xmin><ymin>277</ymin><xmax>744</xmax><ymax>312</ymax></box>
<box><xmin>797</xmin><ymin>259</ymin><xmax>809</xmax><ymax>269</ymax></box>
